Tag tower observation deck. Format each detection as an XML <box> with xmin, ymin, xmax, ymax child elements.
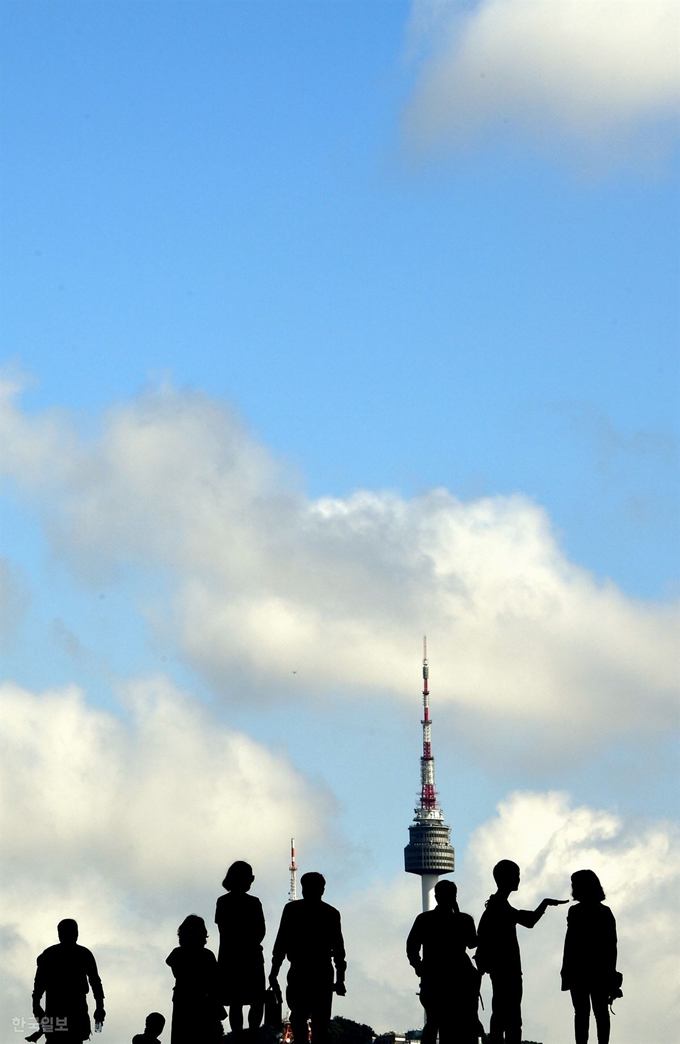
<box><xmin>404</xmin><ymin>638</ymin><xmax>455</xmax><ymax>910</ymax></box>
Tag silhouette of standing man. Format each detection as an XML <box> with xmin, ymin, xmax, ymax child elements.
<box><xmin>269</xmin><ymin>872</ymin><xmax>346</xmax><ymax>1044</ymax></box>
<box><xmin>29</xmin><ymin>919</ymin><xmax>105</xmax><ymax>1043</ymax></box>
<box><xmin>475</xmin><ymin>860</ymin><xmax>566</xmax><ymax>1044</ymax></box>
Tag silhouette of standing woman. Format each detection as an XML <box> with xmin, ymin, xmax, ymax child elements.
<box><xmin>561</xmin><ymin>870</ymin><xmax>618</xmax><ymax>1044</ymax></box>
<box><xmin>406</xmin><ymin>880</ymin><xmax>481</xmax><ymax>1044</ymax></box>
<box><xmin>215</xmin><ymin>860</ymin><xmax>266</xmax><ymax>1038</ymax></box>
<box><xmin>166</xmin><ymin>915</ymin><xmax>224</xmax><ymax>1044</ymax></box>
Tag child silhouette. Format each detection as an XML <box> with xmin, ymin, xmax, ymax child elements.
<box><xmin>132</xmin><ymin>1012</ymin><xmax>166</xmax><ymax>1044</ymax></box>
<box><xmin>166</xmin><ymin>915</ymin><xmax>224</xmax><ymax>1044</ymax></box>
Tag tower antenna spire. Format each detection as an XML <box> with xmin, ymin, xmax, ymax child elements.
<box><xmin>404</xmin><ymin>637</ymin><xmax>455</xmax><ymax>911</ymax></box>
<box><xmin>288</xmin><ymin>838</ymin><xmax>297</xmax><ymax>903</ymax></box>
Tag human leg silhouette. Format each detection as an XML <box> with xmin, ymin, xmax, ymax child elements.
<box><xmin>308</xmin><ymin>991</ymin><xmax>332</xmax><ymax>1044</ymax></box>
<box><xmin>230</xmin><ymin>1004</ymin><xmax>245</xmax><ymax>1034</ymax></box>
<box><xmin>570</xmin><ymin>988</ymin><xmax>591</xmax><ymax>1044</ymax></box>
<box><xmin>420</xmin><ymin>1004</ymin><xmax>439</xmax><ymax>1044</ymax></box>
<box><xmin>489</xmin><ymin>973</ymin><xmax>522</xmax><ymax>1044</ymax></box>
<box><xmin>591</xmin><ymin>990</ymin><xmax>610</xmax><ymax>1044</ymax></box>
<box><xmin>248</xmin><ymin>1000</ymin><xmax>264</xmax><ymax>1032</ymax></box>
<box><xmin>287</xmin><ymin>978</ymin><xmax>311</xmax><ymax>1044</ymax></box>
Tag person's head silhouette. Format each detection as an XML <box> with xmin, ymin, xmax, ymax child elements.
<box><xmin>57</xmin><ymin>919</ymin><xmax>79</xmax><ymax>945</ymax></box>
<box><xmin>177</xmin><ymin>914</ymin><xmax>209</xmax><ymax>948</ymax></box>
<box><xmin>493</xmin><ymin>860</ymin><xmax>521</xmax><ymax>894</ymax></box>
<box><xmin>434</xmin><ymin>879</ymin><xmax>459</xmax><ymax>911</ymax></box>
<box><xmin>145</xmin><ymin>1012</ymin><xmax>166</xmax><ymax>1037</ymax></box>
<box><xmin>571</xmin><ymin>869</ymin><xmax>606</xmax><ymax>903</ymax></box>
<box><xmin>223</xmin><ymin>860</ymin><xmax>255</xmax><ymax>893</ymax></box>
<box><xmin>300</xmin><ymin>872</ymin><xmax>326</xmax><ymax>901</ymax></box>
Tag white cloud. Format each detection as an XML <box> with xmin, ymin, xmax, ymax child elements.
<box><xmin>404</xmin><ymin>0</ymin><xmax>679</xmax><ymax>162</ymax></box>
<box><xmin>0</xmin><ymin>677</ymin><xmax>329</xmax><ymax>892</ymax></box>
<box><xmin>1</xmin><ymin>381</ymin><xmax>677</xmax><ymax>753</ymax></box>
<box><xmin>343</xmin><ymin>792</ymin><xmax>680</xmax><ymax>1041</ymax></box>
<box><xmin>0</xmin><ymin>677</ymin><xmax>331</xmax><ymax>1040</ymax></box>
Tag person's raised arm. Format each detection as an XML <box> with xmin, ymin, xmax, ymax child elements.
<box><xmin>516</xmin><ymin>897</ymin><xmax>567</xmax><ymax>929</ymax></box>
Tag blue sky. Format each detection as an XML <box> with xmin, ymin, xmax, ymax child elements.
<box><xmin>1</xmin><ymin>2</ymin><xmax>678</xmax><ymax>1040</ymax></box>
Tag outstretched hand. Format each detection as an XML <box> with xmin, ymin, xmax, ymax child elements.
<box><xmin>544</xmin><ymin>898</ymin><xmax>568</xmax><ymax>906</ymax></box>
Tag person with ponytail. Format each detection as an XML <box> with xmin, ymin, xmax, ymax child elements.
<box><xmin>406</xmin><ymin>880</ymin><xmax>481</xmax><ymax>1044</ymax></box>
<box><xmin>561</xmin><ymin>870</ymin><xmax>619</xmax><ymax>1044</ymax></box>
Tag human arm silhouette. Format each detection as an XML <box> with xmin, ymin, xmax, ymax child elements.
<box><xmin>268</xmin><ymin>907</ymin><xmax>289</xmax><ymax>1003</ymax></box>
<box><xmin>463</xmin><ymin>912</ymin><xmax>477</xmax><ymax>950</ymax></box>
<box><xmin>86</xmin><ymin>949</ymin><xmax>106</xmax><ymax>1024</ymax></box>
<box><xmin>254</xmin><ymin>897</ymin><xmax>266</xmax><ymax>945</ymax></box>
<box><xmin>331</xmin><ymin>908</ymin><xmax>347</xmax><ymax>995</ymax></box>
<box><xmin>405</xmin><ymin>916</ymin><xmax>424</xmax><ymax>977</ymax></box>
<box><xmin>31</xmin><ymin>958</ymin><xmax>47</xmax><ymax>1023</ymax></box>
<box><xmin>516</xmin><ymin>897</ymin><xmax>567</xmax><ymax>928</ymax></box>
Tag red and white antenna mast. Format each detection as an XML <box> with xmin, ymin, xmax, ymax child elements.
<box><xmin>420</xmin><ymin>636</ymin><xmax>437</xmax><ymax>810</ymax></box>
<box><xmin>404</xmin><ymin>637</ymin><xmax>455</xmax><ymax>911</ymax></box>
<box><xmin>288</xmin><ymin>838</ymin><xmax>298</xmax><ymax>902</ymax></box>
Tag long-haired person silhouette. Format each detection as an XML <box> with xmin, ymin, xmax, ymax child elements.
<box><xmin>215</xmin><ymin>860</ymin><xmax>266</xmax><ymax>1038</ymax></box>
<box><xmin>165</xmin><ymin>914</ymin><xmax>224</xmax><ymax>1044</ymax></box>
<box><xmin>406</xmin><ymin>880</ymin><xmax>481</xmax><ymax>1044</ymax></box>
<box><xmin>27</xmin><ymin>919</ymin><xmax>105</xmax><ymax>1044</ymax></box>
<box><xmin>561</xmin><ymin>870</ymin><xmax>619</xmax><ymax>1044</ymax></box>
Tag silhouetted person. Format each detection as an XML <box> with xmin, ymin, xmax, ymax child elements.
<box><xmin>215</xmin><ymin>860</ymin><xmax>266</xmax><ymax>1037</ymax></box>
<box><xmin>269</xmin><ymin>872</ymin><xmax>346</xmax><ymax>1044</ymax></box>
<box><xmin>475</xmin><ymin>860</ymin><xmax>566</xmax><ymax>1044</ymax></box>
<box><xmin>28</xmin><ymin>918</ymin><xmax>105</xmax><ymax>1043</ymax></box>
<box><xmin>561</xmin><ymin>870</ymin><xmax>619</xmax><ymax>1044</ymax></box>
<box><xmin>165</xmin><ymin>914</ymin><xmax>224</xmax><ymax>1044</ymax></box>
<box><xmin>406</xmin><ymin>880</ymin><xmax>481</xmax><ymax>1044</ymax></box>
<box><xmin>132</xmin><ymin>1012</ymin><xmax>166</xmax><ymax>1044</ymax></box>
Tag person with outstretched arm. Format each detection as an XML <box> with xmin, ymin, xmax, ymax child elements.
<box><xmin>475</xmin><ymin>860</ymin><xmax>567</xmax><ymax>1044</ymax></box>
<box><xmin>269</xmin><ymin>872</ymin><xmax>346</xmax><ymax>1044</ymax></box>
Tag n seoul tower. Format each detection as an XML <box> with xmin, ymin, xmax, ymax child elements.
<box><xmin>404</xmin><ymin>638</ymin><xmax>455</xmax><ymax>911</ymax></box>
